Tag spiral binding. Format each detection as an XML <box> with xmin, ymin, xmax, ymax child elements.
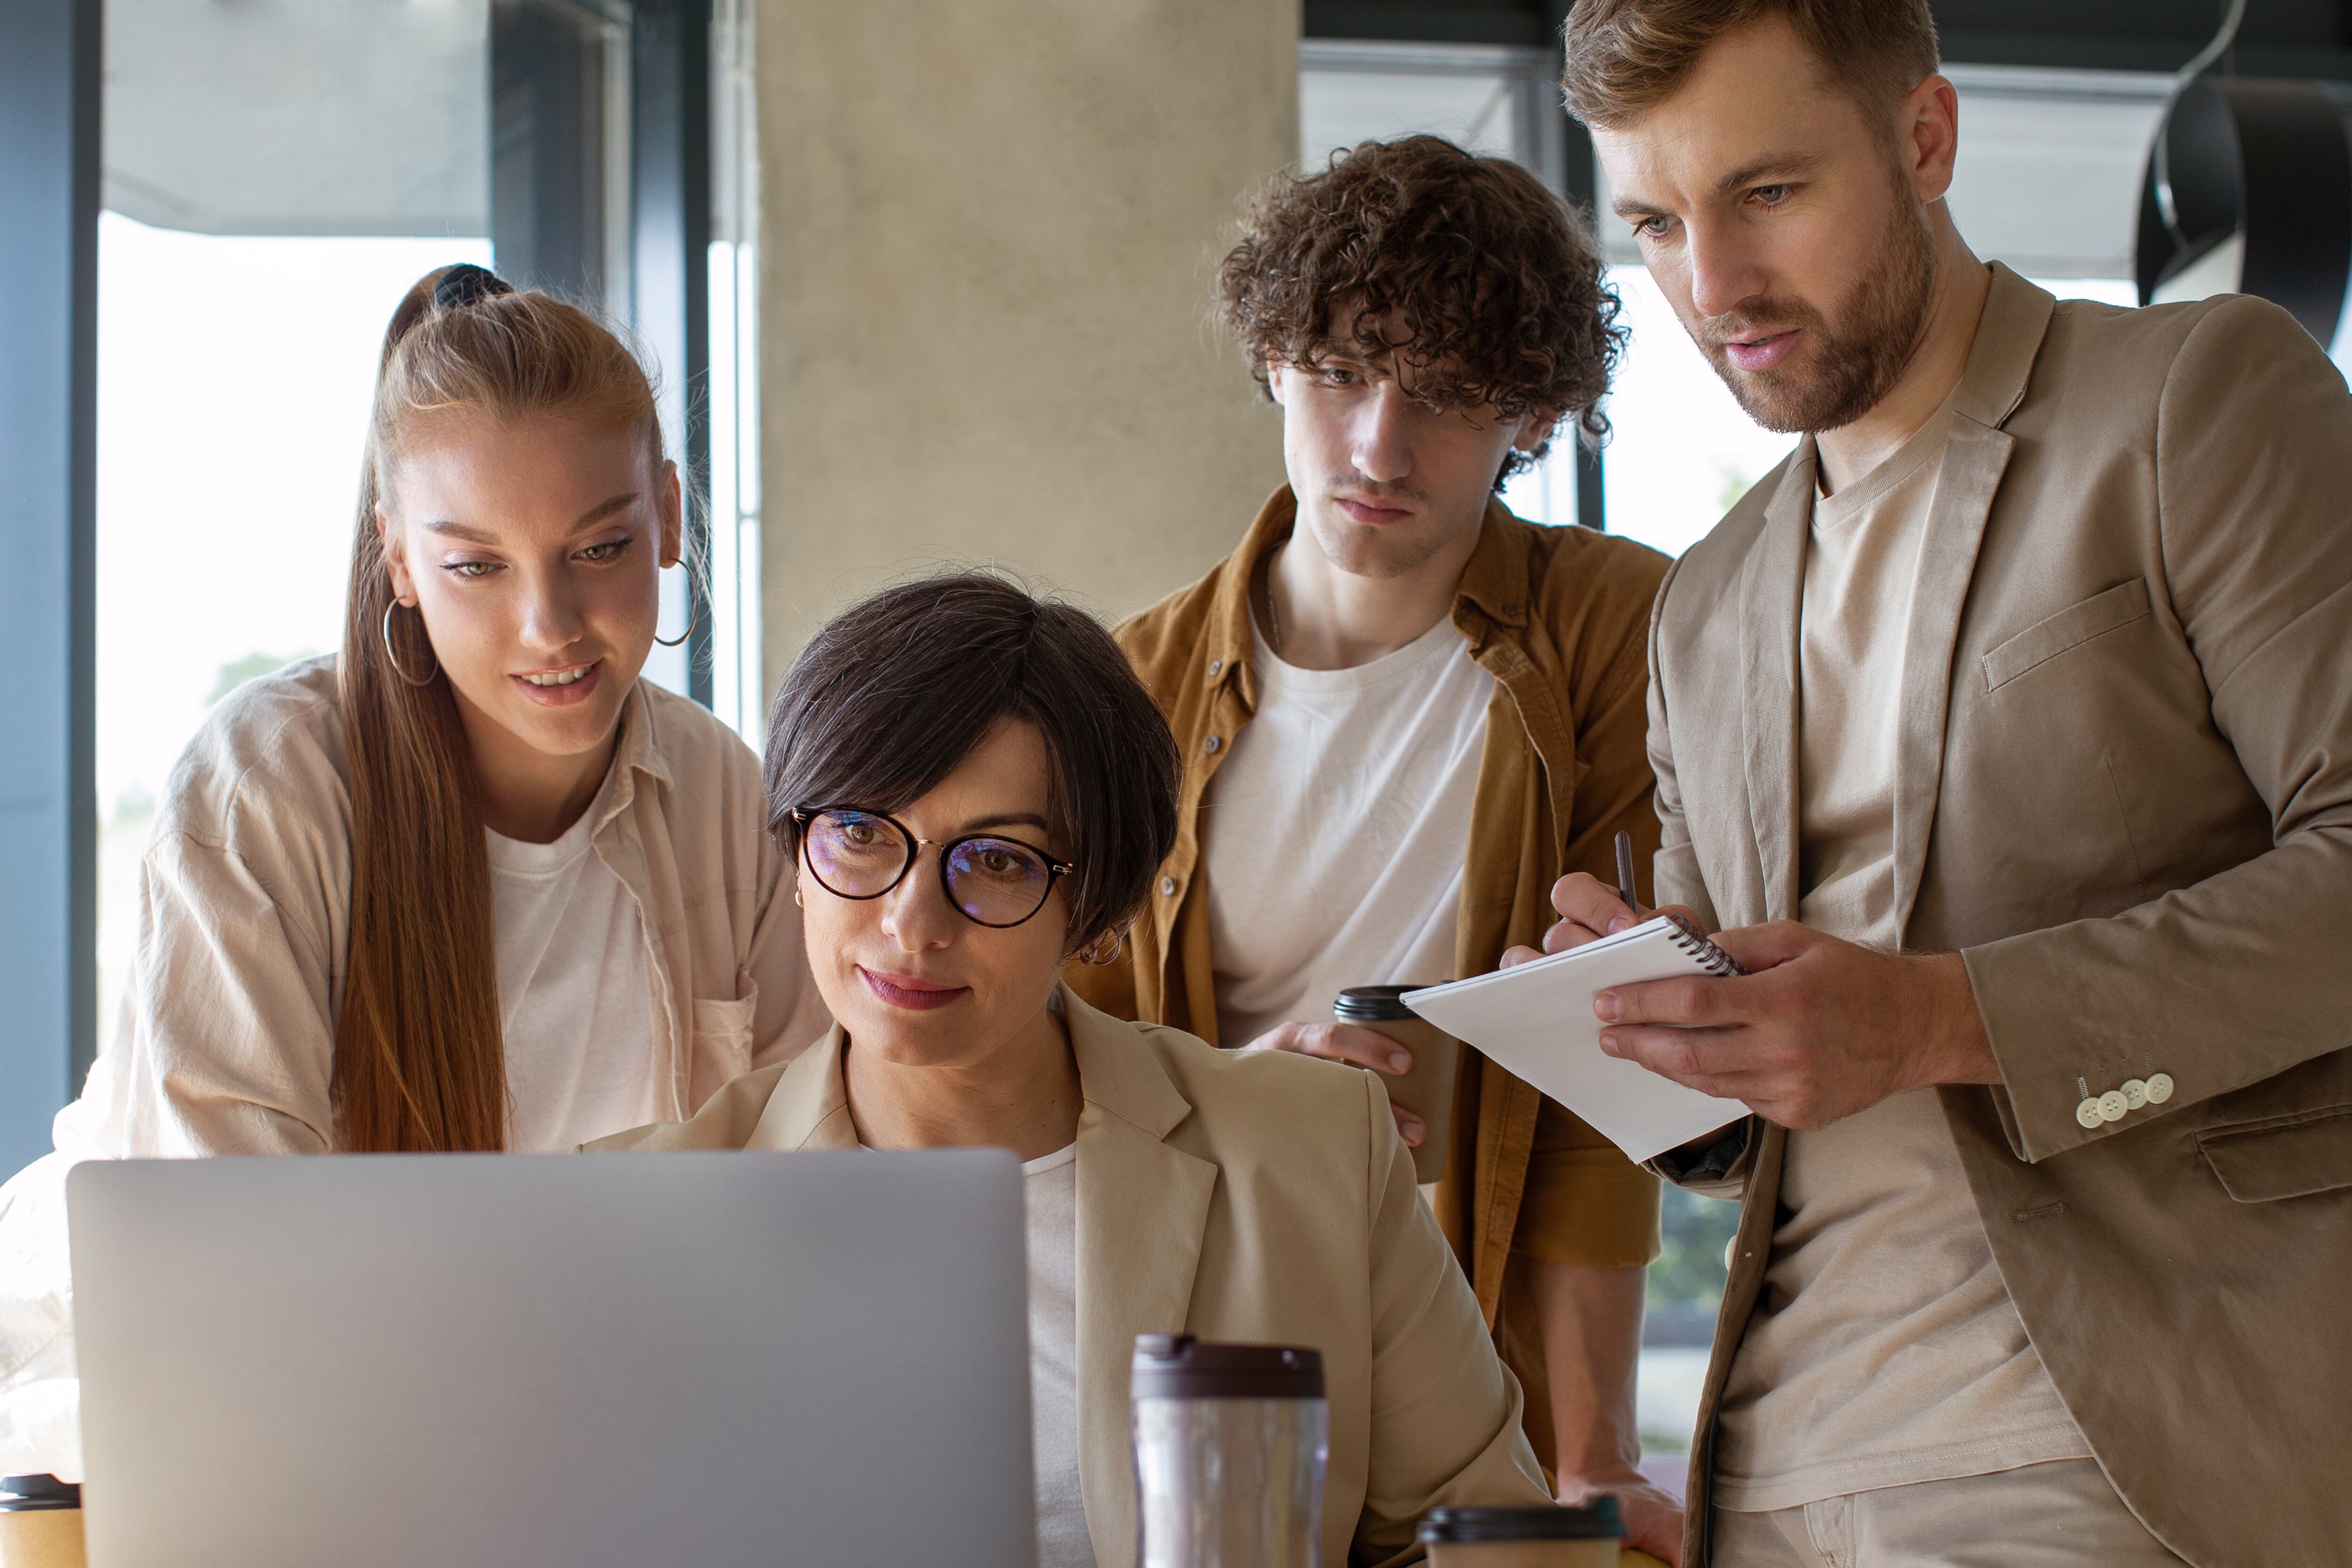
<box><xmin>1663</xmin><ymin>914</ymin><xmax>1750</xmax><ymax>976</ymax></box>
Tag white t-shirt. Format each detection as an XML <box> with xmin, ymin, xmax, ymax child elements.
<box><xmin>1023</xmin><ymin>1143</ymin><xmax>1093</xmax><ymax>1568</ymax></box>
<box><xmin>485</xmin><ymin>775</ymin><xmax>663</xmax><ymax>1153</ymax></box>
<box><xmin>1202</xmin><ymin>615</ymin><xmax>1494</xmax><ymax>1047</ymax></box>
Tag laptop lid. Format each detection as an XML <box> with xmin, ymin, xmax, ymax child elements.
<box><xmin>69</xmin><ymin>1149</ymin><xmax>1033</xmax><ymax>1568</ymax></box>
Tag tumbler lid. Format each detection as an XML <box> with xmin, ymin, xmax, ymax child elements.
<box><xmin>1419</xmin><ymin>1501</ymin><xmax>1624</xmax><ymax>1542</ymax></box>
<box><xmin>0</xmin><ymin>1474</ymin><xmax>80</xmax><ymax>1512</ymax></box>
<box><xmin>1332</xmin><ymin>985</ymin><xmax>1430</xmax><ymax>1022</ymax></box>
<box><xmin>1131</xmin><ymin>1335</ymin><xmax>1325</xmax><ymax>1400</ymax></box>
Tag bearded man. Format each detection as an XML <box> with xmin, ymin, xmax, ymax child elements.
<box><xmin>1528</xmin><ymin>3</ymin><xmax>2352</xmax><ymax>1566</ymax></box>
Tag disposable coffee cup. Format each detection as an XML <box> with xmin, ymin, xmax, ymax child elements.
<box><xmin>0</xmin><ymin>1475</ymin><xmax>85</xmax><ymax>1568</ymax></box>
<box><xmin>1333</xmin><ymin>986</ymin><xmax>1457</xmax><ymax>1184</ymax></box>
<box><xmin>1419</xmin><ymin>1501</ymin><xmax>1623</xmax><ymax>1568</ymax></box>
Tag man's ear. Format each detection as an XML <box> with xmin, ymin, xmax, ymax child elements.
<box><xmin>657</xmin><ymin>459</ymin><xmax>684</xmax><ymax>569</ymax></box>
<box><xmin>1266</xmin><ymin>357</ymin><xmax>1290</xmax><ymax>407</ymax></box>
<box><xmin>1902</xmin><ymin>74</ymin><xmax>1962</xmax><ymax>205</ymax></box>
<box><xmin>377</xmin><ymin>505</ymin><xmax>418</xmax><ymax>604</ymax></box>
<box><xmin>1512</xmin><ymin>407</ymin><xmax>1565</xmax><ymax>454</ymax></box>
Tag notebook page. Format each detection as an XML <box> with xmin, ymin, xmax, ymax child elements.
<box><xmin>1402</xmin><ymin>918</ymin><xmax>1748</xmax><ymax>1162</ymax></box>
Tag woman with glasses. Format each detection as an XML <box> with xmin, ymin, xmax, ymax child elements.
<box><xmin>593</xmin><ymin>573</ymin><xmax>1552</xmax><ymax>1567</ymax></box>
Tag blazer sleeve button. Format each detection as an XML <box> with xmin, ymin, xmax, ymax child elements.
<box><xmin>2121</xmin><ymin>1078</ymin><xmax>2149</xmax><ymax>1110</ymax></box>
<box><xmin>2144</xmin><ymin>1072</ymin><xmax>2174</xmax><ymax>1104</ymax></box>
<box><xmin>2076</xmin><ymin>1097</ymin><xmax>2106</xmax><ymax>1130</ymax></box>
<box><xmin>2098</xmin><ymin>1090</ymin><xmax>2130</xmax><ymax>1123</ymax></box>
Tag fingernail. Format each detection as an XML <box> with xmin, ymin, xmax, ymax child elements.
<box><xmin>1595</xmin><ymin>993</ymin><xmax>1620</xmax><ymax>1022</ymax></box>
<box><xmin>1387</xmin><ymin>1053</ymin><xmax>1409</xmax><ymax>1073</ymax></box>
<box><xmin>1608</xmin><ymin>915</ymin><xmax>1632</xmax><ymax>933</ymax></box>
<box><xmin>1599</xmin><ymin>1031</ymin><xmax>1619</xmax><ymax>1056</ymax></box>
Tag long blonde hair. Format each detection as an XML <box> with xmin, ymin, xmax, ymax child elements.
<box><xmin>333</xmin><ymin>266</ymin><xmax>663</xmax><ymax>1152</ymax></box>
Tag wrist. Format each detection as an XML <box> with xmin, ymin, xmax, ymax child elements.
<box><xmin>1557</xmin><ymin>1463</ymin><xmax>1649</xmax><ymax>1494</ymax></box>
<box><xmin>1922</xmin><ymin>952</ymin><xmax>2001</xmax><ymax>1087</ymax></box>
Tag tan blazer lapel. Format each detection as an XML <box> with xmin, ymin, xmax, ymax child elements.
<box><xmin>1062</xmin><ymin>992</ymin><xmax>1217</xmax><ymax>1568</ymax></box>
<box><xmin>1890</xmin><ymin>267</ymin><xmax>2052</xmax><ymax>939</ymax></box>
<box><xmin>1738</xmin><ymin>447</ymin><xmax>1813</xmax><ymax>922</ymax></box>
<box><xmin>742</xmin><ymin>1028</ymin><xmax>860</xmax><ymax>1151</ymax></box>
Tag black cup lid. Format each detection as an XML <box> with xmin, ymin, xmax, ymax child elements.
<box><xmin>1419</xmin><ymin>1501</ymin><xmax>1623</xmax><ymax>1542</ymax></box>
<box><xmin>1132</xmin><ymin>1335</ymin><xmax>1325</xmax><ymax>1400</ymax></box>
<box><xmin>1333</xmin><ymin>985</ymin><xmax>1435</xmax><ymax>1022</ymax></box>
<box><xmin>0</xmin><ymin>1474</ymin><xmax>80</xmax><ymax>1512</ymax></box>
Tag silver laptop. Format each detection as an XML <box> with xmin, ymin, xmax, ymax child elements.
<box><xmin>68</xmin><ymin>1149</ymin><xmax>1035</xmax><ymax>1568</ymax></box>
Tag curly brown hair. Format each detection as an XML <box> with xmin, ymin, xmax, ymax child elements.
<box><xmin>1218</xmin><ymin>135</ymin><xmax>1622</xmax><ymax>486</ymax></box>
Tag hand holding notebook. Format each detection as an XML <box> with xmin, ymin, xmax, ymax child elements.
<box><xmin>1401</xmin><ymin>915</ymin><xmax>1750</xmax><ymax>1163</ymax></box>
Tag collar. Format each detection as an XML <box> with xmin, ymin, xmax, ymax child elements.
<box><xmin>590</xmin><ymin>677</ymin><xmax>679</xmax><ymax>828</ymax></box>
<box><xmin>742</xmin><ymin>985</ymin><xmax>1196</xmax><ymax>1153</ymax></box>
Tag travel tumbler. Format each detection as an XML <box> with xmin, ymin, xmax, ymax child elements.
<box><xmin>1132</xmin><ymin>1334</ymin><xmax>1328</xmax><ymax>1568</ymax></box>
<box><xmin>0</xmin><ymin>1475</ymin><xmax>84</xmax><ymax>1568</ymax></box>
<box><xmin>1333</xmin><ymin>986</ymin><xmax>1458</xmax><ymax>1183</ymax></box>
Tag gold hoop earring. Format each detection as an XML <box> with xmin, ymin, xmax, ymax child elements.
<box><xmin>381</xmin><ymin>599</ymin><xmax>439</xmax><ymax>687</ymax></box>
<box><xmin>1078</xmin><ymin>929</ymin><xmax>1125</xmax><ymax>967</ymax></box>
<box><xmin>653</xmin><ymin>600</ymin><xmax>699</xmax><ymax>649</ymax></box>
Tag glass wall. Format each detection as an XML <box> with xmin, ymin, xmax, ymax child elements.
<box><xmin>91</xmin><ymin>0</ymin><xmax>738</xmax><ymax>1056</ymax></box>
<box><xmin>95</xmin><ymin>0</ymin><xmax>502</xmax><ymax>1047</ymax></box>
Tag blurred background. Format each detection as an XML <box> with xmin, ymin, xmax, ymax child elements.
<box><xmin>12</xmin><ymin>0</ymin><xmax>2352</xmax><ymax>1493</ymax></box>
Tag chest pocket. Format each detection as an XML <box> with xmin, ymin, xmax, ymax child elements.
<box><xmin>1982</xmin><ymin>577</ymin><xmax>2153</xmax><ymax>692</ymax></box>
<box><xmin>691</xmin><ymin>990</ymin><xmax>758</xmax><ymax>1079</ymax></box>
<box><xmin>2195</xmin><ymin>1107</ymin><xmax>2352</xmax><ymax>1202</ymax></box>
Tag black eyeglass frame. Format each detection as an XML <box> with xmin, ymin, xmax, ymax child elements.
<box><xmin>789</xmin><ymin>806</ymin><xmax>1077</xmax><ymax>930</ymax></box>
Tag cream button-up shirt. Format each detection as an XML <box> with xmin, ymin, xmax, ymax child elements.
<box><xmin>0</xmin><ymin>656</ymin><xmax>829</xmax><ymax>1477</ymax></box>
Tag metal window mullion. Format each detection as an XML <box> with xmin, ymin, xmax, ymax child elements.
<box><xmin>0</xmin><ymin>0</ymin><xmax>101</xmax><ymax>1171</ymax></box>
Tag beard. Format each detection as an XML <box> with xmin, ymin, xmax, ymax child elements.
<box><xmin>1696</xmin><ymin>174</ymin><xmax>1939</xmax><ymax>435</ymax></box>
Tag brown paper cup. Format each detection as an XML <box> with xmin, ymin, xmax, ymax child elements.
<box><xmin>0</xmin><ymin>1508</ymin><xmax>85</xmax><ymax>1568</ymax></box>
<box><xmin>1334</xmin><ymin>988</ymin><xmax>1457</xmax><ymax>1184</ymax></box>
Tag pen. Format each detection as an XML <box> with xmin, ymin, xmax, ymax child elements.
<box><xmin>1614</xmin><ymin>828</ymin><xmax>1640</xmax><ymax>915</ymax></box>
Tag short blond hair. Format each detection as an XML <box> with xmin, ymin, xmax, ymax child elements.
<box><xmin>1561</xmin><ymin>0</ymin><xmax>1939</xmax><ymax>131</ymax></box>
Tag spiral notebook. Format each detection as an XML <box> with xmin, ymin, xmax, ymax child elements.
<box><xmin>1401</xmin><ymin>916</ymin><xmax>1749</xmax><ymax>1163</ymax></box>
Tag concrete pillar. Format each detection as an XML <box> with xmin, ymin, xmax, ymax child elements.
<box><xmin>755</xmin><ymin>0</ymin><xmax>1299</xmax><ymax>684</ymax></box>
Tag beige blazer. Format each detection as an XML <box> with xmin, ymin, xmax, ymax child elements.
<box><xmin>1649</xmin><ymin>267</ymin><xmax>2352</xmax><ymax>1567</ymax></box>
<box><xmin>589</xmin><ymin>987</ymin><xmax>1552</xmax><ymax>1568</ymax></box>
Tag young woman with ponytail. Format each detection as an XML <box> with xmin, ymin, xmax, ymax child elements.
<box><xmin>0</xmin><ymin>265</ymin><xmax>826</xmax><ymax>1474</ymax></box>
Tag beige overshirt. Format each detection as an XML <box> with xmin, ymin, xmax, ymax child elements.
<box><xmin>0</xmin><ymin>656</ymin><xmax>828</xmax><ymax>1477</ymax></box>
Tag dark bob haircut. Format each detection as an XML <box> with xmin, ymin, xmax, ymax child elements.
<box><xmin>764</xmin><ymin>572</ymin><xmax>1182</xmax><ymax>959</ymax></box>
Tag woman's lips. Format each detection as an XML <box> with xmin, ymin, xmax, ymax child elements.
<box><xmin>858</xmin><ymin>967</ymin><xmax>971</xmax><ymax>1011</ymax></box>
<box><xmin>510</xmin><ymin>659</ymin><xmax>603</xmax><ymax>708</ymax></box>
<box><xmin>1724</xmin><ymin>330</ymin><xmax>1800</xmax><ymax>373</ymax></box>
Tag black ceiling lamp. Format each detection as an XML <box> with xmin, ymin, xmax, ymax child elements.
<box><xmin>2135</xmin><ymin>0</ymin><xmax>2352</xmax><ymax>345</ymax></box>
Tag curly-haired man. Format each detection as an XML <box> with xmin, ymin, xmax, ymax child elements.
<box><xmin>1065</xmin><ymin>135</ymin><xmax>1684</xmax><ymax>1557</ymax></box>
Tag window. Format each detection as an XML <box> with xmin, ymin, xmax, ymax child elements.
<box><xmin>95</xmin><ymin>0</ymin><xmax>503</xmax><ymax>1055</ymax></box>
<box><xmin>1298</xmin><ymin>39</ymin><xmax>1582</xmax><ymax>529</ymax></box>
<box><xmin>90</xmin><ymin>0</ymin><xmax>733</xmax><ymax>1068</ymax></box>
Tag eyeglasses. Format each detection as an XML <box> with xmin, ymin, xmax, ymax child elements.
<box><xmin>790</xmin><ymin>807</ymin><xmax>1075</xmax><ymax>930</ymax></box>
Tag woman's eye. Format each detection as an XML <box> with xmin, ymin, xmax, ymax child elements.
<box><xmin>444</xmin><ymin>560</ymin><xmax>498</xmax><ymax>580</ymax></box>
<box><xmin>576</xmin><ymin>539</ymin><xmax>630</xmax><ymax>563</ymax></box>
